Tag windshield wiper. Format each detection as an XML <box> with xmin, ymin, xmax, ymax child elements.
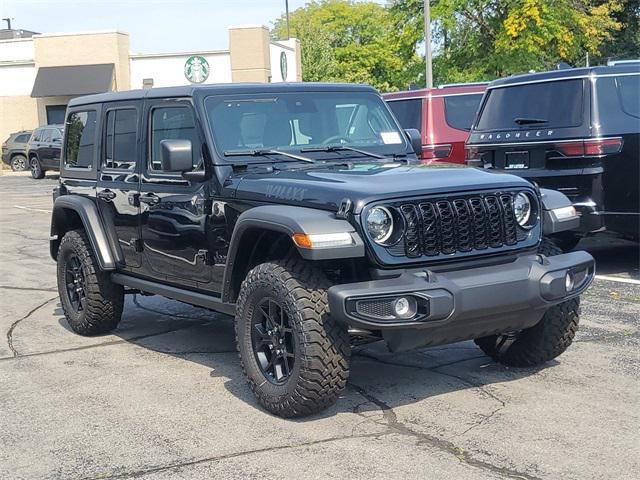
<box><xmin>514</xmin><ymin>117</ymin><xmax>548</xmax><ymax>125</ymax></box>
<box><xmin>301</xmin><ymin>145</ymin><xmax>386</xmax><ymax>160</ymax></box>
<box><xmin>224</xmin><ymin>149</ymin><xmax>315</xmax><ymax>163</ymax></box>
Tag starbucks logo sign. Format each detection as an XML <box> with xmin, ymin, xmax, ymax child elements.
<box><xmin>184</xmin><ymin>55</ymin><xmax>210</xmax><ymax>84</ymax></box>
<box><xmin>280</xmin><ymin>51</ymin><xmax>288</xmax><ymax>81</ymax></box>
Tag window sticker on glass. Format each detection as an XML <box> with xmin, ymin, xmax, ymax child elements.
<box><xmin>380</xmin><ymin>131</ymin><xmax>402</xmax><ymax>144</ymax></box>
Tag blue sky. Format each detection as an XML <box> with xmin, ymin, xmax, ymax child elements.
<box><xmin>1</xmin><ymin>0</ymin><xmax>387</xmax><ymax>54</ymax></box>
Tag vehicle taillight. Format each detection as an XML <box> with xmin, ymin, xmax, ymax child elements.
<box><xmin>553</xmin><ymin>137</ymin><xmax>623</xmax><ymax>157</ymax></box>
<box><xmin>465</xmin><ymin>145</ymin><xmax>479</xmax><ymax>162</ymax></box>
<box><xmin>422</xmin><ymin>144</ymin><xmax>452</xmax><ymax>160</ymax></box>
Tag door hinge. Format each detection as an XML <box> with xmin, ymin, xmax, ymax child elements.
<box><xmin>129</xmin><ymin>193</ymin><xmax>140</xmax><ymax>207</ymax></box>
<box><xmin>196</xmin><ymin>249</ymin><xmax>212</xmax><ymax>265</ymax></box>
<box><xmin>131</xmin><ymin>238</ymin><xmax>143</xmax><ymax>252</ymax></box>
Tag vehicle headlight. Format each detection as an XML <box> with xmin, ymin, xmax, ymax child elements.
<box><xmin>514</xmin><ymin>192</ymin><xmax>533</xmax><ymax>228</ymax></box>
<box><xmin>366</xmin><ymin>206</ymin><xmax>393</xmax><ymax>243</ymax></box>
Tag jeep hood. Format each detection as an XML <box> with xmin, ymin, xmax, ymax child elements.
<box><xmin>231</xmin><ymin>162</ymin><xmax>533</xmax><ymax>213</ymax></box>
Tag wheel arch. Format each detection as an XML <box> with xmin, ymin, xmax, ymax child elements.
<box><xmin>50</xmin><ymin>195</ymin><xmax>119</xmax><ymax>270</ymax></box>
<box><xmin>221</xmin><ymin>205</ymin><xmax>365</xmax><ymax>303</ymax></box>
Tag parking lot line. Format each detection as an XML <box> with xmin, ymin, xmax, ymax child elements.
<box><xmin>594</xmin><ymin>275</ymin><xmax>640</xmax><ymax>285</ymax></box>
<box><xmin>13</xmin><ymin>205</ymin><xmax>52</xmax><ymax>214</ymax></box>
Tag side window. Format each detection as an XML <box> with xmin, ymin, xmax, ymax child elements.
<box><xmin>16</xmin><ymin>134</ymin><xmax>31</xmax><ymax>143</ymax></box>
<box><xmin>387</xmin><ymin>99</ymin><xmax>422</xmax><ymax>133</ymax></box>
<box><xmin>444</xmin><ymin>94</ymin><xmax>483</xmax><ymax>131</ymax></box>
<box><xmin>104</xmin><ymin>109</ymin><xmax>138</xmax><ymax>170</ymax></box>
<box><xmin>50</xmin><ymin>128</ymin><xmax>62</xmax><ymax>143</ymax></box>
<box><xmin>41</xmin><ymin>129</ymin><xmax>52</xmax><ymax>143</ymax></box>
<box><xmin>149</xmin><ymin>106</ymin><xmax>201</xmax><ymax>171</ymax></box>
<box><xmin>65</xmin><ymin>111</ymin><xmax>97</xmax><ymax>169</ymax></box>
<box><xmin>616</xmin><ymin>75</ymin><xmax>640</xmax><ymax>119</ymax></box>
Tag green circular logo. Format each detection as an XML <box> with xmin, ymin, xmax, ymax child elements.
<box><xmin>184</xmin><ymin>55</ymin><xmax>210</xmax><ymax>84</ymax></box>
<box><xmin>280</xmin><ymin>51</ymin><xmax>288</xmax><ymax>81</ymax></box>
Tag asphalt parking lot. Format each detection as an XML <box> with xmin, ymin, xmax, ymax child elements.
<box><xmin>1</xmin><ymin>173</ymin><xmax>638</xmax><ymax>480</ymax></box>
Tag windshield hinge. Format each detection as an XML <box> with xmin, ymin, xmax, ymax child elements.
<box><xmin>336</xmin><ymin>198</ymin><xmax>353</xmax><ymax>219</ymax></box>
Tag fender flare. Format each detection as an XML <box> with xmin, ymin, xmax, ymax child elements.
<box><xmin>50</xmin><ymin>195</ymin><xmax>119</xmax><ymax>270</ymax></box>
<box><xmin>539</xmin><ymin>188</ymin><xmax>580</xmax><ymax>235</ymax></box>
<box><xmin>222</xmin><ymin>205</ymin><xmax>364</xmax><ymax>302</ymax></box>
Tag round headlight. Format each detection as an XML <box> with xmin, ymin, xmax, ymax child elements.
<box><xmin>366</xmin><ymin>206</ymin><xmax>393</xmax><ymax>243</ymax></box>
<box><xmin>513</xmin><ymin>192</ymin><xmax>532</xmax><ymax>228</ymax></box>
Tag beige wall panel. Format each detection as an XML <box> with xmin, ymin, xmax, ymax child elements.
<box><xmin>229</xmin><ymin>26</ymin><xmax>271</xmax><ymax>82</ymax></box>
<box><xmin>0</xmin><ymin>96</ymin><xmax>38</xmax><ymax>145</ymax></box>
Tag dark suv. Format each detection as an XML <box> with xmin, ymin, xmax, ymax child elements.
<box><xmin>2</xmin><ymin>130</ymin><xmax>32</xmax><ymax>171</ymax></box>
<box><xmin>466</xmin><ymin>65</ymin><xmax>639</xmax><ymax>249</ymax></box>
<box><xmin>50</xmin><ymin>83</ymin><xmax>593</xmax><ymax>417</ymax></box>
<box><xmin>27</xmin><ymin>124</ymin><xmax>64</xmax><ymax>179</ymax></box>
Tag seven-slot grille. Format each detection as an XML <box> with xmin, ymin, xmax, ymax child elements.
<box><xmin>390</xmin><ymin>192</ymin><xmax>523</xmax><ymax>258</ymax></box>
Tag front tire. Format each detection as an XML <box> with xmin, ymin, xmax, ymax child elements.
<box><xmin>30</xmin><ymin>157</ymin><xmax>44</xmax><ymax>179</ymax></box>
<box><xmin>474</xmin><ymin>237</ymin><xmax>580</xmax><ymax>366</ymax></box>
<box><xmin>11</xmin><ymin>154</ymin><xmax>28</xmax><ymax>171</ymax></box>
<box><xmin>57</xmin><ymin>229</ymin><xmax>124</xmax><ymax>336</ymax></box>
<box><xmin>235</xmin><ymin>259</ymin><xmax>350</xmax><ymax>418</ymax></box>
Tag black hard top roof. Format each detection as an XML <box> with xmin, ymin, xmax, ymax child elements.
<box><xmin>488</xmin><ymin>65</ymin><xmax>640</xmax><ymax>89</ymax></box>
<box><xmin>68</xmin><ymin>82</ymin><xmax>378</xmax><ymax>107</ymax></box>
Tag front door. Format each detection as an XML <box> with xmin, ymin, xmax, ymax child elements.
<box><xmin>138</xmin><ymin>99</ymin><xmax>212</xmax><ymax>288</ymax></box>
<box><xmin>96</xmin><ymin>102</ymin><xmax>143</xmax><ymax>269</ymax></box>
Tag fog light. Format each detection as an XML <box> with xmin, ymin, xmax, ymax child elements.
<box><xmin>565</xmin><ymin>272</ymin><xmax>575</xmax><ymax>292</ymax></box>
<box><xmin>393</xmin><ymin>296</ymin><xmax>417</xmax><ymax>319</ymax></box>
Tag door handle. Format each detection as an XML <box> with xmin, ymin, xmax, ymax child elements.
<box><xmin>97</xmin><ymin>190</ymin><xmax>116</xmax><ymax>201</ymax></box>
<box><xmin>139</xmin><ymin>193</ymin><xmax>160</xmax><ymax>205</ymax></box>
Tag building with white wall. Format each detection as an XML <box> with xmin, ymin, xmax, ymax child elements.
<box><xmin>0</xmin><ymin>26</ymin><xmax>301</xmax><ymax>143</ymax></box>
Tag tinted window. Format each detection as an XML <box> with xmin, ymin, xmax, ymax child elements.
<box><xmin>476</xmin><ymin>79</ymin><xmax>584</xmax><ymax>130</ymax></box>
<box><xmin>444</xmin><ymin>94</ymin><xmax>483</xmax><ymax>131</ymax></box>
<box><xmin>105</xmin><ymin>109</ymin><xmax>137</xmax><ymax>170</ymax></box>
<box><xmin>50</xmin><ymin>128</ymin><xmax>62</xmax><ymax>143</ymax></box>
<box><xmin>31</xmin><ymin>130</ymin><xmax>42</xmax><ymax>142</ymax></box>
<box><xmin>14</xmin><ymin>134</ymin><xmax>31</xmax><ymax>143</ymax></box>
<box><xmin>150</xmin><ymin>106</ymin><xmax>200</xmax><ymax>171</ymax></box>
<box><xmin>387</xmin><ymin>99</ymin><xmax>422</xmax><ymax>132</ymax></box>
<box><xmin>65</xmin><ymin>111</ymin><xmax>97</xmax><ymax>169</ymax></box>
<box><xmin>616</xmin><ymin>75</ymin><xmax>640</xmax><ymax>118</ymax></box>
<box><xmin>40</xmin><ymin>129</ymin><xmax>52</xmax><ymax>143</ymax></box>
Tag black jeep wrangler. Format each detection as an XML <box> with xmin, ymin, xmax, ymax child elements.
<box><xmin>50</xmin><ymin>83</ymin><xmax>594</xmax><ymax>417</ymax></box>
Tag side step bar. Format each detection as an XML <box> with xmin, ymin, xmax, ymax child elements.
<box><xmin>111</xmin><ymin>273</ymin><xmax>236</xmax><ymax>316</ymax></box>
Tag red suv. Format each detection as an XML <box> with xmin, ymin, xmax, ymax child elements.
<box><xmin>384</xmin><ymin>83</ymin><xmax>486</xmax><ymax>164</ymax></box>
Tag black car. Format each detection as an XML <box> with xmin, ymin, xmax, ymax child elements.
<box><xmin>466</xmin><ymin>65</ymin><xmax>640</xmax><ymax>250</ymax></box>
<box><xmin>1</xmin><ymin>130</ymin><xmax>32</xmax><ymax>171</ymax></box>
<box><xmin>49</xmin><ymin>83</ymin><xmax>593</xmax><ymax>417</ymax></box>
<box><xmin>27</xmin><ymin>124</ymin><xmax>64</xmax><ymax>179</ymax></box>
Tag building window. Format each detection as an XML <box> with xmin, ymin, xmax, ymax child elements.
<box><xmin>65</xmin><ymin>111</ymin><xmax>97</xmax><ymax>169</ymax></box>
<box><xmin>46</xmin><ymin>105</ymin><xmax>67</xmax><ymax>125</ymax></box>
<box><xmin>104</xmin><ymin>109</ymin><xmax>138</xmax><ymax>170</ymax></box>
<box><xmin>149</xmin><ymin>106</ymin><xmax>200</xmax><ymax>171</ymax></box>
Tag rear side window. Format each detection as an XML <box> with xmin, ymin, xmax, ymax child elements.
<box><xmin>444</xmin><ymin>94</ymin><xmax>483</xmax><ymax>131</ymax></box>
<box><xmin>476</xmin><ymin>79</ymin><xmax>584</xmax><ymax>130</ymax></box>
<box><xmin>41</xmin><ymin>129</ymin><xmax>52</xmax><ymax>143</ymax></box>
<box><xmin>616</xmin><ymin>75</ymin><xmax>640</xmax><ymax>118</ymax></box>
<box><xmin>65</xmin><ymin>111</ymin><xmax>97</xmax><ymax>169</ymax></box>
<box><xmin>104</xmin><ymin>109</ymin><xmax>138</xmax><ymax>171</ymax></box>
<box><xmin>50</xmin><ymin>129</ymin><xmax>62</xmax><ymax>143</ymax></box>
<box><xmin>149</xmin><ymin>106</ymin><xmax>201</xmax><ymax>171</ymax></box>
<box><xmin>387</xmin><ymin>99</ymin><xmax>422</xmax><ymax>133</ymax></box>
<box><xmin>15</xmin><ymin>134</ymin><xmax>31</xmax><ymax>143</ymax></box>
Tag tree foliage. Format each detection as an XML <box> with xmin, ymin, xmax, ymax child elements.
<box><xmin>272</xmin><ymin>0</ymin><xmax>634</xmax><ymax>91</ymax></box>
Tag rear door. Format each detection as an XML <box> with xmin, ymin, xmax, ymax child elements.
<box><xmin>96</xmin><ymin>101</ymin><xmax>143</xmax><ymax>269</ymax></box>
<box><xmin>38</xmin><ymin>128</ymin><xmax>54</xmax><ymax>168</ymax></box>
<box><xmin>138</xmin><ymin>98</ymin><xmax>212</xmax><ymax>288</ymax></box>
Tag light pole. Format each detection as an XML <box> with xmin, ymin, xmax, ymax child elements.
<box><xmin>285</xmin><ymin>0</ymin><xmax>291</xmax><ymax>40</ymax></box>
<box><xmin>424</xmin><ymin>0</ymin><xmax>433</xmax><ymax>88</ymax></box>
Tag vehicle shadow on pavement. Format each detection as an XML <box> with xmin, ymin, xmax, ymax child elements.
<box><xmin>54</xmin><ymin>294</ymin><xmax>552</xmax><ymax>421</ymax></box>
<box><xmin>574</xmin><ymin>236</ymin><xmax>639</xmax><ymax>279</ymax></box>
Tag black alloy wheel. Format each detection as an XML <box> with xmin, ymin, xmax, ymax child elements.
<box><xmin>251</xmin><ymin>297</ymin><xmax>296</xmax><ymax>384</ymax></box>
<box><xmin>64</xmin><ymin>255</ymin><xmax>87</xmax><ymax>313</ymax></box>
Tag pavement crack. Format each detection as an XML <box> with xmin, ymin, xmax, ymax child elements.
<box><xmin>6</xmin><ymin>296</ymin><xmax>58</xmax><ymax>357</ymax></box>
<box><xmin>349</xmin><ymin>383</ymin><xmax>539</xmax><ymax>480</ymax></box>
<box><xmin>82</xmin><ymin>431</ymin><xmax>392</xmax><ymax>479</ymax></box>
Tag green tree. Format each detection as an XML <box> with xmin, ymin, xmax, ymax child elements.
<box><xmin>390</xmin><ymin>0</ymin><xmax>625</xmax><ymax>84</ymax></box>
<box><xmin>271</xmin><ymin>0</ymin><xmax>422</xmax><ymax>91</ymax></box>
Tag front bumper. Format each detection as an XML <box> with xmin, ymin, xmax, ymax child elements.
<box><xmin>328</xmin><ymin>251</ymin><xmax>594</xmax><ymax>351</ymax></box>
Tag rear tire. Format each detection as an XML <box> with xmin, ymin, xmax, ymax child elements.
<box><xmin>10</xmin><ymin>154</ymin><xmax>28</xmax><ymax>171</ymax></box>
<box><xmin>30</xmin><ymin>157</ymin><xmax>44</xmax><ymax>179</ymax></box>
<box><xmin>235</xmin><ymin>259</ymin><xmax>350</xmax><ymax>418</ymax></box>
<box><xmin>474</xmin><ymin>236</ymin><xmax>580</xmax><ymax>366</ymax></box>
<box><xmin>57</xmin><ymin>229</ymin><xmax>124</xmax><ymax>336</ymax></box>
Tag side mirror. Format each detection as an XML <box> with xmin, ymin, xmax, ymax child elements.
<box><xmin>404</xmin><ymin>128</ymin><xmax>422</xmax><ymax>156</ymax></box>
<box><xmin>160</xmin><ymin>139</ymin><xmax>193</xmax><ymax>173</ymax></box>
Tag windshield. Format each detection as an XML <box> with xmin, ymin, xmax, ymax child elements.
<box><xmin>204</xmin><ymin>91</ymin><xmax>408</xmax><ymax>160</ymax></box>
<box><xmin>475</xmin><ymin>79</ymin><xmax>584</xmax><ymax>131</ymax></box>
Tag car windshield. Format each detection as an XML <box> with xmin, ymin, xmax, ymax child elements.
<box><xmin>204</xmin><ymin>91</ymin><xmax>408</xmax><ymax>161</ymax></box>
